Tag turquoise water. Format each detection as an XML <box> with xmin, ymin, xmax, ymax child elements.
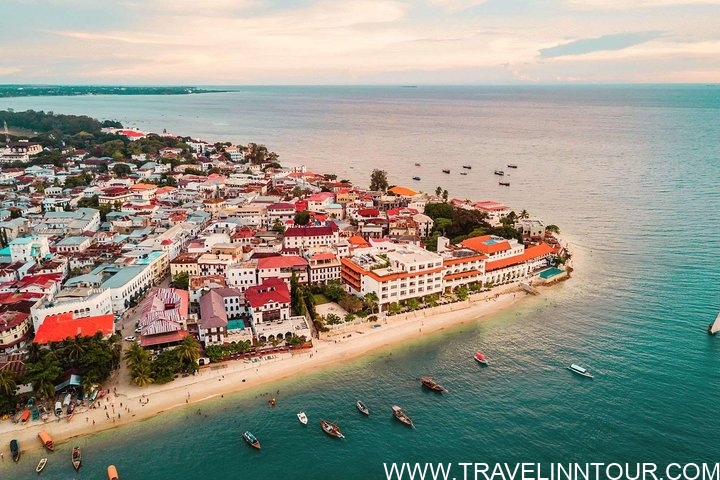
<box><xmin>2</xmin><ymin>85</ymin><xmax>720</xmax><ymax>479</ymax></box>
<box><xmin>539</xmin><ymin>268</ymin><xmax>564</xmax><ymax>279</ymax></box>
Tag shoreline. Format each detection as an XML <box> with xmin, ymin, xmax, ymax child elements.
<box><xmin>0</xmin><ymin>283</ymin><xmax>536</xmax><ymax>453</ymax></box>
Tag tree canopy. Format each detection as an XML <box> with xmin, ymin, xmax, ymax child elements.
<box><xmin>369</xmin><ymin>169</ymin><xmax>389</xmax><ymax>192</ymax></box>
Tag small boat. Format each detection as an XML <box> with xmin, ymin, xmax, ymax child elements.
<box><xmin>297</xmin><ymin>412</ymin><xmax>308</xmax><ymax>424</ymax></box>
<box><xmin>72</xmin><ymin>446</ymin><xmax>82</xmax><ymax>471</ymax></box>
<box><xmin>414</xmin><ymin>163</ymin><xmax>421</xmax><ymax>166</ymax></box>
<box><xmin>32</xmin><ymin>406</ymin><xmax>39</xmax><ymax>421</ymax></box>
<box><xmin>38</xmin><ymin>430</ymin><xmax>54</xmax><ymax>452</ymax></box>
<box><xmin>392</xmin><ymin>406</ymin><xmax>414</xmax><ymax>427</ymax></box>
<box><xmin>442</xmin><ymin>169</ymin><xmax>450</xmax><ymax>174</ymax></box>
<box><xmin>67</xmin><ymin>402</ymin><xmax>75</xmax><ymax>415</ymax></box>
<box><xmin>462</xmin><ymin>165</ymin><xmax>472</xmax><ymax>169</ymax></box>
<box><xmin>320</xmin><ymin>419</ymin><xmax>345</xmax><ymax>438</ymax></box>
<box><xmin>356</xmin><ymin>400</ymin><xmax>369</xmax><ymax>416</ymax></box>
<box><xmin>108</xmin><ymin>464</ymin><xmax>119</xmax><ymax>480</ymax></box>
<box><xmin>20</xmin><ymin>409</ymin><xmax>30</xmax><ymax>423</ymax></box>
<box><xmin>474</xmin><ymin>352</ymin><xmax>489</xmax><ymax>365</ymax></box>
<box><xmin>242</xmin><ymin>431</ymin><xmax>261</xmax><ymax>450</ymax></box>
<box><xmin>421</xmin><ymin>377</ymin><xmax>446</xmax><ymax>393</ymax></box>
<box><xmin>268</xmin><ymin>397</ymin><xmax>276</xmax><ymax>407</ymax></box>
<box><xmin>567</xmin><ymin>364</ymin><xmax>593</xmax><ymax>379</ymax></box>
<box><xmin>499</xmin><ymin>181</ymin><xmax>510</xmax><ymax>186</ymax></box>
<box><xmin>494</xmin><ymin>170</ymin><xmax>505</xmax><ymax>176</ymax></box>
<box><xmin>708</xmin><ymin>312</ymin><xmax>720</xmax><ymax>335</ymax></box>
<box><xmin>10</xmin><ymin>439</ymin><xmax>19</xmax><ymax>462</ymax></box>
<box><xmin>507</xmin><ymin>164</ymin><xmax>518</xmax><ymax>168</ymax></box>
<box><xmin>460</xmin><ymin>172</ymin><xmax>467</xmax><ymax>175</ymax></box>
<box><xmin>54</xmin><ymin>401</ymin><xmax>62</xmax><ymax>417</ymax></box>
<box><xmin>412</xmin><ymin>176</ymin><xmax>421</xmax><ymax>181</ymax></box>
<box><xmin>36</xmin><ymin>457</ymin><xmax>47</xmax><ymax>473</ymax></box>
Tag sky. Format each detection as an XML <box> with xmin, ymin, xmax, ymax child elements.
<box><xmin>1</xmin><ymin>0</ymin><xmax>718</xmax><ymax>84</ymax></box>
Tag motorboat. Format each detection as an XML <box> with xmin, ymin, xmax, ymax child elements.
<box><xmin>392</xmin><ymin>406</ymin><xmax>414</xmax><ymax>427</ymax></box>
<box><xmin>567</xmin><ymin>364</ymin><xmax>593</xmax><ymax>378</ymax></box>
<box><xmin>320</xmin><ymin>419</ymin><xmax>345</xmax><ymax>438</ymax></box>
<box><xmin>297</xmin><ymin>411</ymin><xmax>308</xmax><ymax>425</ymax></box>
<box><xmin>412</xmin><ymin>176</ymin><xmax>421</xmax><ymax>181</ymax></box>
<box><xmin>708</xmin><ymin>312</ymin><xmax>720</xmax><ymax>335</ymax></box>
<box><xmin>499</xmin><ymin>182</ymin><xmax>510</xmax><ymax>186</ymax></box>
<box><xmin>36</xmin><ymin>457</ymin><xmax>47</xmax><ymax>473</ymax></box>
<box><xmin>38</xmin><ymin>430</ymin><xmax>54</xmax><ymax>451</ymax></box>
<box><xmin>356</xmin><ymin>400</ymin><xmax>369</xmax><ymax>416</ymax></box>
<box><xmin>474</xmin><ymin>352</ymin><xmax>489</xmax><ymax>365</ymax></box>
<box><xmin>72</xmin><ymin>446</ymin><xmax>82</xmax><ymax>471</ymax></box>
<box><xmin>442</xmin><ymin>169</ymin><xmax>450</xmax><ymax>174</ymax></box>
<box><xmin>494</xmin><ymin>170</ymin><xmax>505</xmax><ymax>176</ymax></box>
<box><xmin>242</xmin><ymin>431</ymin><xmax>261</xmax><ymax>450</ymax></box>
<box><xmin>421</xmin><ymin>377</ymin><xmax>446</xmax><ymax>393</ymax></box>
<box><xmin>507</xmin><ymin>164</ymin><xmax>518</xmax><ymax>168</ymax></box>
<box><xmin>462</xmin><ymin>165</ymin><xmax>472</xmax><ymax>169</ymax></box>
<box><xmin>10</xmin><ymin>439</ymin><xmax>19</xmax><ymax>462</ymax></box>
<box><xmin>108</xmin><ymin>465</ymin><xmax>119</xmax><ymax>480</ymax></box>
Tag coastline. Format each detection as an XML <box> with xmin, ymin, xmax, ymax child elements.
<box><xmin>0</xmin><ymin>283</ymin><xmax>535</xmax><ymax>453</ymax></box>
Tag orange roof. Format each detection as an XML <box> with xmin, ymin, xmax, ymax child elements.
<box><xmin>485</xmin><ymin>243</ymin><xmax>555</xmax><ymax>272</ymax></box>
<box><xmin>388</xmin><ymin>186</ymin><xmax>417</xmax><ymax>197</ymax></box>
<box><xmin>347</xmin><ymin>235</ymin><xmax>370</xmax><ymax>247</ymax></box>
<box><xmin>341</xmin><ymin>258</ymin><xmax>443</xmax><ymax>283</ymax></box>
<box><xmin>34</xmin><ymin>313</ymin><xmax>114</xmax><ymax>344</ymax></box>
<box><xmin>131</xmin><ymin>183</ymin><xmax>157</xmax><ymax>191</ymax></box>
<box><xmin>156</xmin><ymin>186</ymin><xmax>176</xmax><ymax>195</ymax></box>
<box><xmin>460</xmin><ymin>235</ymin><xmax>511</xmax><ymax>254</ymax></box>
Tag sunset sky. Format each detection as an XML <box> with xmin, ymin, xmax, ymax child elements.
<box><xmin>1</xmin><ymin>0</ymin><xmax>718</xmax><ymax>84</ymax></box>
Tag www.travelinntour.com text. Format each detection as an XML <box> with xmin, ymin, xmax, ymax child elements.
<box><xmin>383</xmin><ymin>462</ymin><xmax>720</xmax><ymax>480</ymax></box>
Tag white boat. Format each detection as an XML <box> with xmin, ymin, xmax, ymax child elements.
<box><xmin>297</xmin><ymin>412</ymin><xmax>308</xmax><ymax>425</ymax></box>
<box><xmin>567</xmin><ymin>364</ymin><xmax>593</xmax><ymax>378</ymax></box>
<box><xmin>474</xmin><ymin>352</ymin><xmax>489</xmax><ymax>365</ymax></box>
<box><xmin>36</xmin><ymin>457</ymin><xmax>47</xmax><ymax>473</ymax></box>
<box><xmin>708</xmin><ymin>312</ymin><xmax>720</xmax><ymax>335</ymax></box>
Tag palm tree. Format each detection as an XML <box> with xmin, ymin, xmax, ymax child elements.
<box><xmin>363</xmin><ymin>292</ymin><xmax>379</xmax><ymax>315</ymax></box>
<box><xmin>131</xmin><ymin>363</ymin><xmax>154</xmax><ymax>387</ymax></box>
<box><xmin>0</xmin><ymin>371</ymin><xmax>17</xmax><ymax>398</ymax></box>
<box><xmin>174</xmin><ymin>336</ymin><xmax>200</xmax><ymax>369</ymax></box>
<box><xmin>123</xmin><ymin>343</ymin><xmax>149</xmax><ymax>371</ymax></box>
<box><xmin>519</xmin><ymin>209</ymin><xmax>529</xmax><ymax>219</ymax></box>
<box><xmin>63</xmin><ymin>335</ymin><xmax>87</xmax><ymax>363</ymax></box>
<box><xmin>26</xmin><ymin>353</ymin><xmax>62</xmax><ymax>400</ymax></box>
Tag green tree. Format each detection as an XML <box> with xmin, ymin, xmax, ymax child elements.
<box><xmin>388</xmin><ymin>302</ymin><xmax>402</xmax><ymax>315</ymax></box>
<box><xmin>291</xmin><ymin>186</ymin><xmax>303</xmax><ymax>198</ymax></box>
<box><xmin>323</xmin><ymin>280</ymin><xmax>345</xmax><ymax>302</ymax></box>
<box><xmin>424</xmin><ymin>202</ymin><xmax>454</xmax><ymax>220</ymax></box>
<box><xmin>338</xmin><ymin>294</ymin><xmax>363</xmax><ymax>314</ymax></box>
<box><xmin>369</xmin><ymin>169</ymin><xmax>389</xmax><ymax>192</ymax></box>
<box><xmin>131</xmin><ymin>362</ymin><xmax>155</xmax><ymax>387</ymax></box>
<box><xmin>172</xmin><ymin>272</ymin><xmax>190</xmax><ymax>290</ymax></box>
<box><xmin>455</xmin><ymin>285</ymin><xmax>469</xmax><ymax>301</ymax></box>
<box><xmin>442</xmin><ymin>189</ymin><xmax>449</xmax><ymax>202</ymax></box>
<box><xmin>112</xmin><ymin>163</ymin><xmax>132</xmax><ymax>177</ymax></box>
<box><xmin>271</xmin><ymin>219</ymin><xmax>285</xmax><ymax>233</ymax></box>
<box><xmin>26</xmin><ymin>353</ymin><xmax>62</xmax><ymax>400</ymax></box>
<box><xmin>363</xmin><ymin>292</ymin><xmax>379</xmax><ymax>314</ymax></box>
<box><xmin>294</xmin><ymin>210</ymin><xmax>311</xmax><ymax>225</ymax></box>
<box><xmin>546</xmin><ymin>225</ymin><xmax>560</xmax><ymax>234</ymax></box>
<box><xmin>175</xmin><ymin>336</ymin><xmax>200</xmax><ymax>373</ymax></box>
<box><xmin>435</xmin><ymin>186</ymin><xmax>443</xmax><ymax>196</ymax></box>
<box><xmin>344</xmin><ymin>313</ymin><xmax>356</xmax><ymax>323</ymax></box>
<box><xmin>325</xmin><ymin>313</ymin><xmax>342</xmax><ymax>325</ymax></box>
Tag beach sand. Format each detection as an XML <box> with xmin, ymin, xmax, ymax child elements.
<box><xmin>0</xmin><ymin>283</ymin><xmax>534</xmax><ymax>453</ymax></box>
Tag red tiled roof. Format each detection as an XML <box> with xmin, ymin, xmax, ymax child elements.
<box><xmin>140</xmin><ymin>330</ymin><xmax>190</xmax><ymax>347</ymax></box>
<box><xmin>33</xmin><ymin>313</ymin><xmax>114</xmax><ymax>344</ymax></box>
<box><xmin>460</xmin><ymin>235</ymin><xmax>511</xmax><ymax>254</ymax></box>
<box><xmin>257</xmin><ymin>255</ymin><xmax>308</xmax><ymax>269</ymax></box>
<box><xmin>245</xmin><ymin>278</ymin><xmax>291</xmax><ymax>308</ymax></box>
<box><xmin>283</xmin><ymin>226</ymin><xmax>334</xmax><ymax>238</ymax></box>
<box><xmin>485</xmin><ymin>243</ymin><xmax>555</xmax><ymax>272</ymax></box>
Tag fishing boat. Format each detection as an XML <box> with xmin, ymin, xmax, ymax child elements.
<box><xmin>38</xmin><ymin>430</ymin><xmax>54</xmax><ymax>451</ymax></box>
<box><xmin>392</xmin><ymin>406</ymin><xmax>414</xmax><ymax>427</ymax></box>
<box><xmin>297</xmin><ymin>412</ymin><xmax>308</xmax><ymax>424</ymax></box>
<box><xmin>708</xmin><ymin>312</ymin><xmax>720</xmax><ymax>335</ymax></box>
<box><xmin>10</xmin><ymin>439</ymin><xmax>19</xmax><ymax>462</ymax></box>
<box><xmin>412</xmin><ymin>176</ymin><xmax>421</xmax><ymax>181</ymax></box>
<box><xmin>421</xmin><ymin>377</ymin><xmax>447</xmax><ymax>393</ymax></box>
<box><xmin>567</xmin><ymin>364</ymin><xmax>593</xmax><ymax>379</ymax></box>
<box><xmin>462</xmin><ymin>165</ymin><xmax>472</xmax><ymax>169</ymax></box>
<box><xmin>20</xmin><ymin>408</ymin><xmax>30</xmax><ymax>423</ymax></box>
<box><xmin>67</xmin><ymin>402</ymin><xmax>75</xmax><ymax>415</ymax></box>
<box><xmin>499</xmin><ymin>181</ymin><xmax>510</xmax><ymax>186</ymax></box>
<box><xmin>32</xmin><ymin>406</ymin><xmax>39</xmax><ymax>421</ymax></box>
<box><xmin>356</xmin><ymin>400</ymin><xmax>369</xmax><ymax>416</ymax></box>
<box><xmin>72</xmin><ymin>446</ymin><xmax>82</xmax><ymax>471</ymax></box>
<box><xmin>460</xmin><ymin>172</ymin><xmax>467</xmax><ymax>175</ymax></box>
<box><xmin>242</xmin><ymin>431</ymin><xmax>261</xmax><ymax>450</ymax></box>
<box><xmin>414</xmin><ymin>162</ymin><xmax>421</xmax><ymax>166</ymax></box>
<box><xmin>108</xmin><ymin>464</ymin><xmax>119</xmax><ymax>480</ymax></box>
<box><xmin>507</xmin><ymin>164</ymin><xmax>518</xmax><ymax>168</ymax></box>
<box><xmin>36</xmin><ymin>457</ymin><xmax>47</xmax><ymax>473</ymax></box>
<box><xmin>442</xmin><ymin>169</ymin><xmax>450</xmax><ymax>174</ymax></box>
<box><xmin>320</xmin><ymin>419</ymin><xmax>345</xmax><ymax>439</ymax></box>
<box><xmin>494</xmin><ymin>170</ymin><xmax>505</xmax><ymax>176</ymax></box>
<box><xmin>474</xmin><ymin>352</ymin><xmax>489</xmax><ymax>365</ymax></box>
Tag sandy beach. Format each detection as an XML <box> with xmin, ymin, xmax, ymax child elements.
<box><xmin>0</xmin><ymin>283</ymin><xmax>535</xmax><ymax>453</ymax></box>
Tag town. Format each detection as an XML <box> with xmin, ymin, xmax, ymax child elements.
<box><xmin>0</xmin><ymin>110</ymin><xmax>569</xmax><ymax>424</ymax></box>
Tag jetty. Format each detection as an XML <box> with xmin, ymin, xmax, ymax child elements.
<box><xmin>519</xmin><ymin>282</ymin><xmax>540</xmax><ymax>295</ymax></box>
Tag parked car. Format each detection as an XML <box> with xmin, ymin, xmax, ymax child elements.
<box><xmin>124</xmin><ymin>336</ymin><xmax>136</xmax><ymax>342</ymax></box>
<box><xmin>134</xmin><ymin>327</ymin><xmax>142</xmax><ymax>334</ymax></box>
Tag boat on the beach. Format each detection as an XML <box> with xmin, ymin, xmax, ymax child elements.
<box><xmin>421</xmin><ymin>377</ymin><xmax>447</xmax><ymax>393</ymax></box>
<box><xmin>10</xmin><ymin>439</ymin><xmax>19</xmax><ymax>462</ymax></box>
<box><xmin>72</xmin><ymin>446</ymin><xmax>82</xmax><ymax>471</ymax></box>
<box><xmin>36</xmin><ymin>457</ymin><xmax>47</xmax><ymax>473</ymax></box>
<box><xmin>242</xmin><ymin>431</ymin><xmax>261</xmax><ymax>450</ymax></box>
<box><xmin>356</xmin><ymin>400</ymin><xmax>369</xmax><ymax>416</ymax></box>
<box><xmin>54</xmin><ymin>401</ymin><xmax>62</xmax><ymax>417</ymax></box>
<box><xmin>20</xmin><ymin>408</ymin><xmax>30</xmax><ymax>423</ymax></box>
<box><xmin>507</xmin><ymin>164</ymin><xmax>518</xmax><ymax>168</ymax></box>
<box><xmin>442</xmin><ymin>169</ymin><xmax>450</xmax><ymax>174</ymax></box>
<box><xmin>474</xmin><ymin>352</ymin><xmax>489</xmax><ymax>365</ymax></box>
<box><xmin>462</xmin><ymin>165</ymin><xmax>472</xmax><ymax>169</ymax></box>
<box><xmin>494</xmin><ymin>170</ymin><xmax>505</xmax><ymax>176</ymax></box>
<box><xmin>392</xmin><ymin>406</ymin><xmax>414</xmax><ymax>427</ymax></box>
<box><xmin>567</xmin><ymin>364</ymin><xmax>593</xmax><ymax>379</ymax></box>
<box><xmin>297</xmin><ymin>412</ymin><xmax>308</xmax><ymax>424</ymax></box>
<box><xmin>67</xmin><ymin>402</ymin><xmax>75</xmax><ymax>415</ymax></box>
<box><xmin>499</xmin><ymin>181</ymin><xmax>510</xmax><ymax>186</ymax></box>
<box><xmin>708</xmin><ymin>312</ymin><xmax>720</xmax><ymax>335</ymax></box>
<box><xmin>320</xmin><ymin>419</ymin><xmax>345</xmax><ymax>438</ymax></box>
<box><xmin>38</xmin><ymin>430</ymin><xmax>54</xmax><ymax>451</ymax></box>
<box><xmin>412</xmin><ymin>176</ymin><xmax>421</xmax><ymax>181</ymax></box>
<box><xmin>108</xmin><ymin>464</ymin><xmax>119</xmax><ymax>480</ymax></box>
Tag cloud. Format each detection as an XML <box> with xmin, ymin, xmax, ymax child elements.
<box><xmin>539</xmin><ymin>32</ymin><xmax>663</xmax><ymax>58</ymax></box>
<box><xmin>566</xmin><ymin>0</ymin><xmax>720</xmax><ymax>8</ymax></box>
<box><xmin>426</xmin><ymin>0</ymin><xmax>489</xmax><ymax>12</ymax></box>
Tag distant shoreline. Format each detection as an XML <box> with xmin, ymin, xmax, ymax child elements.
<box><xmin>0</xmin><ymin>85</ymin><xmax>228</xmax><ymax>98</ymax></box>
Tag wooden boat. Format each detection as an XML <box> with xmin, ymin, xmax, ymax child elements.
<box><xmin>412</xmin><ymin>176</ymin><xmax>421</xmax><ymax>181</ymax></box>
<box><xmin>10</xmin><ymin>439</ymin><xmax>19</xmax><ymax>462</ymax></box>
<box><xmin>38</xmin><ymin>430</ymin><xmax>54</xmax><ymax>452</ymax></box>
<box><xmin>320</xmin><ymin>419</ymin><xmax>345</xmax><ymax>438</ymax></box>
<box><xmin>297</xmin><ymin>411</ymin><xmax>308</xmax><ymax>424</ymax></box>
<box><xmin>708</xmin><ymin>312</ymin><xmax>720</xmax><ymax>335</ymax></box>
<box><xmin>356</xmin><ymin>400</ymin><xmax>369</xmax><ymax>416</ymax></box>
<box><xmin>36</xmin><ymin>457</ymin><xmax>47</xmax><ymax>473</ymax></box>
<box><xmin>460</xmin><ymin>172</ymin><xmax>467</xmax><ymax>175</ymax></box>
<box><xmin>507</xmin><ymin>164</ymin><xmax>518</xmax><ymax>168</ymax></box>
<box><xmin>392</xmin><ymin>406</ymin><xmax>414</xmax><ymax>427</ymax></box>
<box><xmin>20</xmin><ymin>408</ymin><xmax>30</xmax><ymax>423</ymax></box>
<box><xmin>568</xmin><ymin>364</ymin><xmax>593</xmax><ymax>379</ymax></box>
<box><xmin>442</xmin><ymin>169</ymin><xmax>450</xmax><ymax>174</ymax></box>
<box><xmin>494</xmin><ymin>170</ymin><xmax>505</xmax><ymax>176</ymax></box>
<box><xmin>462</xmin><ymin>165</ymin><xmax>472</xmax><ymax>169</ymax></box>
<box><xmin>414</xmin><ymin>163</ymin><xmax>421</xmax><ymax>166</ymax></box>
<box><xmin>268</xmin><ymin>397</ymin><xmax>276</xmax><ymax>407</ymax></box>
<box><xmin>67</xmin><ymin>402</ymin><xmax>75</xmax><ymax>415</ymax></box>
<box><xmin>72</xmin><ymin>446</ymin><xmax>82</xmax><ymax>471</ymax></box>
<box><xmin>242</xmin><ymin>431</ymin><xmax>261</xmax><ymax>450</ymax></box>
<box><xmin>499</xmin><ymin>181</ymin><xmax>510</xmax><ymax>186</ymax></box>
<box><xmin>421</xmin><ymin>377</ymin><xmax>446</xmax><ymax>393</ymax></box>
<box><xmin>474</xmin><ymin>352</ymin><xmax>489</xmax><ymax>365</ymax></box>
<box><xmin>108</xmin><ymin>464</ymin><xmax>119</xmax><ymax>480</ymax></box>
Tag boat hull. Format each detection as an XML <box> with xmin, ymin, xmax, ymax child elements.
<box><xmin>567</xmin><ymin>366</ymin><xmax>593</xmax><ymax>378</ymax></box>
<box><xmin>72</xmin><ymin>447</ymin><xmax>82</xmax><ymax>470</ymax></box>
<box><xmin>356</xmin><ymin>401</ymin><xmax>369</xmax><ymax>415</ymax></box>
<box><xmin>10</xmin><ymin>439</ymin><xmax>19</xmax><ymax>462</ymax></box>
<box><xmin>320</xmin><ymin>420</ymin><xmax>344</xmax><ymax>438</ymax></box>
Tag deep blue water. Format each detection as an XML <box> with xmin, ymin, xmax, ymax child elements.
<box><xmin>2</xmin><ymin>85</ymin><xmax>720</xmax><ymax>480</ymax></box>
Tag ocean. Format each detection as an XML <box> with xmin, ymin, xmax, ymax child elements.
<box><xmin>2</xmin><ymin>85</ymin><xmax>720</xmax><ymax>480</ymax></box>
